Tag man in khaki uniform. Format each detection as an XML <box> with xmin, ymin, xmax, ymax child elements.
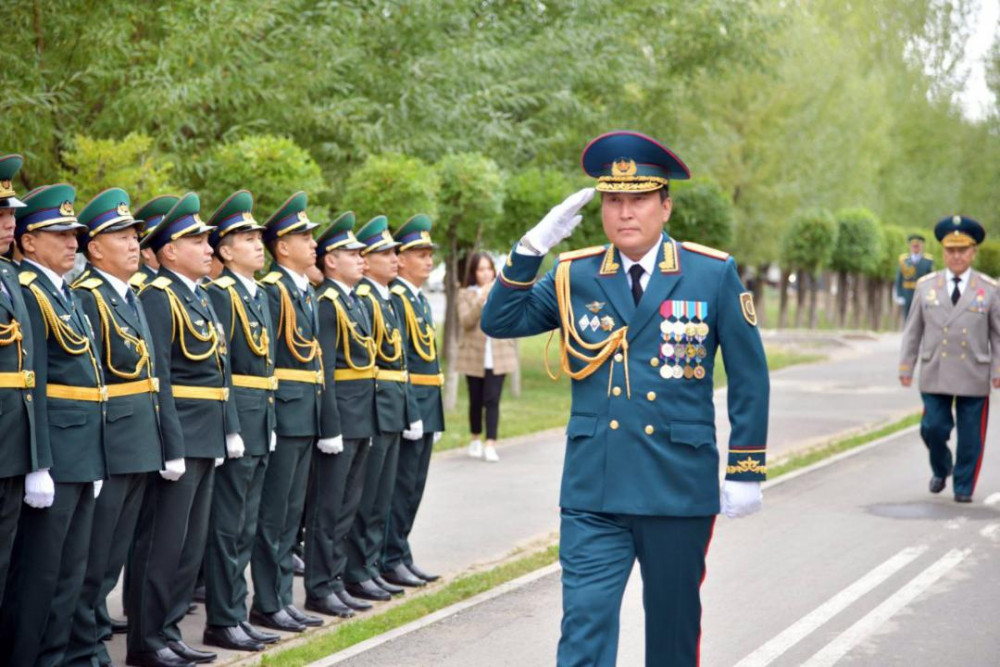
<box><xmin>899</xmin><ymin>215</ymin><xmax>1000</xmax><ymax>503</ymax></box>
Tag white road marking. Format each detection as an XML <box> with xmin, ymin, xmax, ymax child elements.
<box><xmin>732</xmin><ymin>546</ymin><xmax>927</xmax><ymax>667</ymax></box>
<box><xmin>801</xmin><ymin>548</ymin><xmax>971</xmax><ymax>667</ymax></box>
<box><xmin>984</xmin><ymin>492</ymin><xmax>1000</xmax><ymax>507</ymax></box>
<box><xmin>980</xmin><ymin>523</ymin><xmax>1000</xmax><ymax>541</ymax></box>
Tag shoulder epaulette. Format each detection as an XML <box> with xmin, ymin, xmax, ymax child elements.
<box><xmin>318</xmin><ymin>287</ymin><xmax>339</xmax><ymax>302</ymax></box>
<box><xmin>76</xmin><ymin>277</ymin><xmax>104</xmax><ymax>290</ymax></box>
<box><xmin>390</xmin><ymin>284</ymin><xmax>408</xmax><ymax>296</ymax></box>
<box><xmin>212</xmin><ymin>276</ymin><xmax>236</xmax><ymax>289</ymax></box>
<box><xmin>355</xmin><ymin>284</ymin><xmax>371</xmax><ymax>297</ymax></box>
<box><xmin>18</xmin><ymin>271</ymin><xmax>37</xmax><ymax>286</ymax></box>
<box><xmin>150</xmin><ymin>276</ymin><xmax>172</xmax><ymax>290</ymax></box>
<box><xmin>899</xmin><ymin>253</ymin><xmax>909</xmax><ymax>260</ymax></box>
<box><xmin>128</xmin><ymin>273</ymin><xmax>148</xmax><ymax>289</ymax></box>
<box><xmin>259</xmin><ymin>272</ymin><xmax>282</xmax><ymax>285</ymax></box>
<box><xmin>980</xmin><ymin>275</ymin><xmax>997</xmax><ymax>287</ymax></box>
<box><xmin>924</xmin><ymin>254</ymin><xmax>933</xmax><ymax>260</ymax></box>
<box><xmin>0</xmin><ymin>256</ymin><xmax>10</xmax><ymax>265</ymax></box>
<box><xmin>916</xmin><ymin>273</ymin><xmax>936</xmax><ymax>285</ymax></box>
<box><xmin>558</xmin><ymin>246</ymin><xmax>605</xmax><ymax>262</ymax></box>
<box><xmin>681</xmin><ymin>242</ymin><xmax>729</xmax><ymax>261</ymax></box>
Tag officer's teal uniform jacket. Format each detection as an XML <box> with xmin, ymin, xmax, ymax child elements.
<box><xmin>205</xmin><ymin>268</ymin><xmax>276</xmax><ymax>455</ymax></box>
<box><xmin>74</xmin><ymin>266</ymin><xmax>164</xmax><ymax>474</ymax></box>
<box><xmin>895</xmin><ymin>253</ymin><xmax>934</xmax><ymax>316</ymax></box>
<box><xmin>316</xmin><ymin>278</ymin><xmax>377</xmax><ymax>440</ymax></box>
<box><xmin>18</xmin><ymin>263</ymin><xmax>106</xmax><ymax>482</ymax></box>
<box><xmin>482</xmin><ymin>233</ymin><xmax>769</xmax><ymax>516</ymax></box>
<box><xmin>139</xmin><ymin>267</ymin><xmax>237</xmax><ymax>459</ymax></box>
<box><xmin>390</xmin><ymin>280</ymin><xmax>444</xmax><ymax>432</ymax></box>
<box><xmin>0</xmin><ymin>257</ymin><xmax>37</xmax><ymax>477</ymax></box>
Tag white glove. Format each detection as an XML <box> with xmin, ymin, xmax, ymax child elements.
<box><xmin>521</xmin><ymin>188</ymin><xmax>595</xmax><ymax>255</ymax></box>
<box><xmin>402</xmin><ymin>419</ymin><xmax>425</xmax><ymax>441</ymax></box>
<box><xmin>215</xmin><ymin>457</ymin><xmax>224</xmax><ymax>467</ymax></box>
<box><xmin>226</xmin><ymin>433</ymin><xmax>245</xmax><ymax>459</ymax></box>
<box><xmin>93</xmin><ymin>480</ymin><xmax>103</xmax><ymax>499</ymax></box>
<box><xmin>721</xmin><ymin>480</ymin><xmax>763</xmax><ymax>519</ymax></box>
<box><xmin>160</xmin><ymin>458</ymin><xmax>186</xmax><ymax>482</ymax></box>
<box><xmin>24</xmin><ymin>469</ymin><xmax>55</xmax><ymax>508</ymax></box>
<box><xmin>433</xmin><ymin>432</ymin><xmax>442</xmax><ymax>444</ymax></box>
<box><xmin>895</xmin><ymin>296</ymin><xmax>906</xmax><ymax>305</ymax></box>
<box><xmin>269</xmin><ymin>431</ymin><xmax>277</xmax><ymax>452</ymax></box>
<box><xmin>317</xmin><ymin>435</ymin><xmax>344</xmax><ymax>455</ymax></box>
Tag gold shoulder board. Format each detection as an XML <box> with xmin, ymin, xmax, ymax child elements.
<box><xmin>18</xmin><ymin>271</ymin><xmax>37</xmax><ymax>286</ymax></box>
<box><xmin>355</xmin><ymin>284</ymin><xmax>371</xmax><ymax>297</ymax></box>
<box><xmin>558</xmin><ymin>246</ymin><xmax>605</xmax><ymax>262</ymax></box>
<box><xmin>213</xmin><ymin>276</ymin><xmax>236</xmax><ymax>289</ymax></box>
<box><xmin>128</xmin><ymin>273</ymin><xmax>148</xmax><ymax>288</ymax></box>
<box><xmin>70</xmin><ymin>270</ymin><xmax>91</xmax><ymax>288</ymax></box>
<box><xmin>150</xmin><ymin>276</ymin><xmax>172</xmax><ymax>290</ymax></box>
<box><xmin>390</xmin><ymin>284</ymin><xmax>408</xmax><ymax>296</ymax></box>
<box><xmin>77</xmin><ymin>277</ymin><xmax>104</xmax><ymax>290</ymax></box>
<box><xmin>318</xmin><ymin>287</ymin><xmax>339</xmax><ymax>302</ymax></box>
<box><xmin>924</xmin><ymin>254</ymin><xmax>932</xmax><ymax>260</ymax></box>
<box><xmin>259</xmin><ymin>272</ymin><xmax>282</xmax><ymax>285</ymax></box>
<box><xmin>899</xmin><ymin>253</ymin><xmax>909</xmax><ymax>260</ymax></box>
<box><xmin>681</xmin><ymin>242</ymin><xmax>729</xmax><ymax>261</ymax></box>
<box><xmin>916</xmin><ymin>273</ymin><xmax>936</xmax><ymax>285</ymax></box>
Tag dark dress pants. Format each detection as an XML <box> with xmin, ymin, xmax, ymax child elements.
<box><xmin>0</xmin><ymin>474</ymin><xmax>24</xmax><ymax>607</ymax></box>
<box><xmin>383</xmin><ymin>430</ymin><xmax>434</xmax><ymax>570</ymax></box>
<box><xmin>345</xmin><ymin>432</ymin><xmax>400</xmax><ymax>582</ymax></box>
<box><xmin>920</xmin><ymin>392</ymin><xmax>989</xmax><ymax>497</ymax></box>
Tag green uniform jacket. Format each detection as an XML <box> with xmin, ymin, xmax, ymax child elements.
<box><xmin>357</xmin><ymin>278</ymin><xmax>417</xmax><ymax>434</ymax></box>
<box><xmin>139</xmin><ymin>267</ymin><xmax>237</xmax><ymax>460</ymax></box>
<box><xmin>316</xmin><ymin>278</ymin><xmax>376</xmax><ymax>440</ymax></box>
<box><xmin>75</xmin><ymin>267</ymin><xmax>164</xmax><ymax>474</ymax></box>
<box><xmin>205</xmin><ymin>268</ymin><xmax>276</xmax><ymax>456</ymax></box>
<box><xmin>0</xmin><ymin>258</ymin><xmax>37</xmax><ymax>478</ymax></box>
<box><xmin>18</xmin><ymin>263</ymin><xmax>106</xmax><ymax>483</ymax></box>
<box><xmin>390</xmin><ymin>280</ymin><xmax>444</xmax><ymax>432</ymax></box>
<box><xmin>895</xmin><ymin>253</ymin><xmax>934</xmax><ymax>314</ymax></box>
<box><xmin>258</xmin><ymin>264</ymin><xmax>335</xmax><ymax>438</ymax></box>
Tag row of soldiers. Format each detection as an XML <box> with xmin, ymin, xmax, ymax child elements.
<box><xmin>0</xmin><ymin>153</ymin><xmax>444</xmax><ymax>667</ymax></box>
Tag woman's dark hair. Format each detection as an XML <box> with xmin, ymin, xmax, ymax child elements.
<box><xmin>464</xmin><ymin>251</ymin><xmax>496</xmax><ymax>287</ymax></box>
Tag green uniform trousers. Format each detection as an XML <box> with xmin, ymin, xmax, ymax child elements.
<box><xmin>0</xmin><ymin>482</ymin><xmax>96</xmax><ymax>667</ymax></box>
<box><xmin>345</xmin><ymin>432</ymin><xmax>400</xmax><ymax>583</ymax></box>
<box><xmin>0</xmin><ymin>475</ymin><xmax>25</xmax><ymax>607</ymax></box>
<box><xmin>384</xmin><ymin>431</ymin><xmax>434</xmax><ymax>570</ymax></box>
<box><xmin>205</xmin><ymin>453</ymin><xmax>269</xmax><ymax>626</ymax></box>
<box><xmin>65</xmin><ymin>472</ymin><xmax>148</xmax><ymax>666</ymax></box>
<box><xmin>305</xmin><ymin>437</ymin><xmax>370</xmax><ymax>598</ymax></box>
<box><xmin>251</xmin><ymin>436</ymin><xmax>313</xmax><ymax>613</ymax></box>
<box><xmin>127</xmin><ymin>458</ymin><xmax>215</xmax><ymax>653</ymax></box>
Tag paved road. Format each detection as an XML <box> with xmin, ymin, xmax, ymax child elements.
<box><xmin>333</xmin><ymin>422</ymin><xmax>1000</xmax><ymax>666</ymax></box>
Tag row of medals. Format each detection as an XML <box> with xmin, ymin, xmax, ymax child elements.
<box><xmin>658</xmin><ymin>319</ymin><xmax>709</xmax><ymax>380</ymax></box>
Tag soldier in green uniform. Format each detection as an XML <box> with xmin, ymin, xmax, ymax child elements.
<box><xmin>130</xmin><ymin>196</ymin><xmax>178</xmax><ymax>293</ymax></box>
<box><xmin>251</xmin><ymin>192</ymin><xmax>336</xmax><ymax>632</ymax></box>
<box><xmin>0</xmin><ymin>154</ymin><xmax>36</xmax><ymax>609</ymax></box>
<box><xmin>382</xmin><ymin>214</ymin><xmax>443</xmax><ymax>587</ymax></box>
<box><xmin>344</xmin><ymin>215</ymin><xmax>419</xmax><ymax>602</ymax></box>
<box><xmin>201</xmin><ymin>190</ymin><xmax>280</xmax><ymax>651</ymax></box>
<box><xmin>65</xmin><ymin>189</ymin><xmax>165</xmax><ymax>667</ymax></box>
<box><xmin>895</xmin><ymin>233</ymin><xmax>934</xmax><ymax>320</ymax></box>
<box><xmin>127</xmin><ymin>192</ymin><xmax>237</xmax><ymax>667</ymax></box>
<box><xmin>0</xmin><ymin>184</ymin><xmax>108</xmax><ymax>666</ymax></box>
<box><xmin>305</xmin><ymin>212</ymin><xmax>378</xmax><ymax>616</ymax></box>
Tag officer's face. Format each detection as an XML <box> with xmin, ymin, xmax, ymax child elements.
<box><xmin>944</xmin><ymin>245</ymin><xmax>977</xmax><ymax>275</ymax></box>
<box><xmin>328</xmin><ymin>249</ymin><xmax>365</xmax><ymax>285</ymax></box>
<box><xmin>601</xmin><ymin>190</ymin><xmax>672</xmax><ymax>261</ymax></box>
<box><xmin>89</xmin><ymin>227</ymin><xmax>140</xmax><ymax>280</ymax></box>
<box><xmin>0</xmin><ymin>208</ymin><xmax>15</xmax><ymax>254</ymax></box>
<box><xmin>22</xmin><ymin>229</ymin><xmax>79</xmax><ymax>274</ymax></box>
<box><xmin>165</xmin><ymin>233</ymin><xmax>214</xmax><ymax>280</ymax></box>
<box><xmin>220</xmin><ymin>230</ymin><xmax>265</xmax><ymax>275</ymax></box>
<box><xmin>278</xmin><ymin>232</ymin><xmax>317</xmax><ymax>273</ymax></box>
<box><xmin>364</xmin><ymin>249</ymin><xmax>398</xmax><ymax>285</ymax></box>
<box><xmin>910</xmin><ymin>240</ymin><xmax>924</xmax><ymax>255</ymax></box>
<box><xmin>397</xmin><ymin>248</ymin><xmax>434</xmax><ymax>285</ymax></box>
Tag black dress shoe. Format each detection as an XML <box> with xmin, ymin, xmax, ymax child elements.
<box><xmin>165</xmin><ymin>641</ymin><xmax>216</xmax><ymax>664</ymax></box>
<box><xmin>336</xmin><ymin>588</ymin><xmax>372</xmax><ymax>611</ymax></box>
<box><xmin>955</xmin><ymin>494</ymin><xmax>973</xmax><ymax>503</ymax></box>
<box><xmin>306</xmin><ymin>594</ymin><xmax>355</xmax><ymax>618</ymax></box>
<box><xmin>203</xmin><ymin>625</ymin><xmax>265</xmax><ymax>652</ymax></box>
<box><xmin>192</xmin><ymin>585</ymin><xmax>206</xmax><ymax>603</ymax></box>
<box><xmin>405</xmin><ymin>562</ymin><xmax>440</xmax><ymax>582</ymax></box>
<box><xmin>125</xmin><ymin>648</ymin><xmax>194</xmax><ymax>667</ymax></box>
<box><xmin>929</xmin><ymin>476</ymin><xmax>947</xmax><ymax>494</ymax></box>
<box><xmin>111</xmin><ymin>616</ymin><xmax>129</xmax><ymax>634</ymax></box>
<box><xmin>381</xmin><ymin>563</ymin><xmax>426</xmax><ymax>588</ymax></box>
<box><xmin>186</xmin><ymin>603</ymin><xmax>198</xmax><ymax>615</ymax></box>
<box><xmin>345</xmin><ymin>580</ymin><xmax>392</xmax><ymax>602</ymax></box>
<box><xmin>284</xmin><ymin>604</ymin><xmax>323</xmax><ymax>627</ymax></box>
<box><xmin>239</xmin><ymin>621</ymin><xmax>280</xmax><ymax>644</ymax></box>
<box><xmin>292</xmin><ymin>552</ymin><xmax>306</xmax><ymax>576</ymax></box>
<box><xmin>373</xmin><ymin>574</ymin><xmax>405</xmax><ymax>595</ymax></box>
<box><xmin>249</xmin><ymin>608</ymin><xmax>305</xmax><ymax>633</ymax></box>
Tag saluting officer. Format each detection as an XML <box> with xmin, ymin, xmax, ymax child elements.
<box><xmin>129</xmin><ymin>195</ymin><xmax>178</xmax><ymax>293</ymax></box>
<box><xmin>481</xmin><ymin>131</ymin><xmax>770</xmax><ymax>667</ymax></box>
<box><xmin>382</xmin><ymin>214</ymin><xmax>443</xmax><ymax>587</ymax></box>
<box><xmin>344</xmin><ymin>215</ymin><xmax>419</xmax><ymax>602</ymax></box>
<box><xmin>127</xmin><ymin>192</ymin><xmax>238</xmax><ymax>667</ymax></box>
<box><xmin>0</xmin><ymin>184</ymin><xmax>108</xmax><ymax>666</ymax></box>
<box><xmin>895</xmin><ymin>233</ymin><xmax>935</xmax><ymax>319</ymax></box>
<box><xmin>899</xmin><ymin>216</ymin><xmax>1000</xmax><ymax>503</ymax></box>
<box><xmin>251</xmin><ymin>192</ymin><xmax>337</xmax><ymax>633</ymax></box>
<box><xmin>66</xmin><ymin>189</ymin><xmax>165</xmax><ymax>667</ymax></box>
<box><xmin>0</xmin><ymin>154</ymin><xmax>36</xmax><ymax>608</ymax></box>
<box><xmin>201</xmin><ymin>191</ymin><xmax>280</xmax><ymax>652</ymax></box>
<box><xmin>305</xmin><ymin>212</ymin><xmax>378</xmax><ymax>617</ymax></box>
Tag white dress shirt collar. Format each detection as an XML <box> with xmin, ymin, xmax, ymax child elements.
<box><xmin>231</xmin><ymin>270</ymin><xmax>258</xmax><ymax>298</ymax></box>
<box><xmin>945</xmin><ymin>267</ymin><xmax>971</xmax><ymax>295</ymax></box>
<box><xmin>93</xmin><ymin>267</ymin><xmax>131</xmax><ymax>300</ymax></box>
<box><xmin>332</xmin><ymin>278</ymin><xmax>355</xmax><ymax>296</ymax></box>
<box><xmin>279</xmin><ymin>264</ymin><xmax>310</xmax><ymax>293</ymax></box>
<box><xmin>367</xmin><ymin>278</ymin><xmax>391</xmax><ymax>300</ymax></box>
<box><xmin>22</xmin><ymin>258</ymin><xmax>66</xmax><ymax>292</ymax></box>
<box><xmin>395</xmin><ymin>276</ymin><xmax>421</xmax><ymax>297</ymax></box>
<box><xmin>619</xmin><ymin>242</ymin><xmax>660</xmax><ymax>289</ymax></box>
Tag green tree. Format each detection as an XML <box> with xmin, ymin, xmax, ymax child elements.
<box><xmin>779</xmin><ymin>208</ymin><xmax>837</xmax><ymax>328</ymax></box>
<box><xmin>501</xmin><ymin>167</ymin><xmax>577</xmax><ymax>250</ymax></box>
<box><xmin>831</xmin><ymin>207</ymin><xmax>883</xmax><ymax>328</ymax></box>
<box><xmin>667</xmin><ymin>178</ymin><xmax>734</xmax><ymax>249</ymax></box>
<box><xmin>341</xmin><ymin>154</ymin><xmax>439</xmax><ymax>225</ymax></box>
<box><xmin>60</xmin><ymin>133</ymin><xmax>176</xmax><ymax>204</ymax></box>
<box><xmin>975</xmin><ymin>240</ymin><xmax>1000</xmax><ymax>279</ymax></box>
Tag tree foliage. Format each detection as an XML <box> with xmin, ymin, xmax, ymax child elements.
<box><xmin>831</xmin><ymin>207</ymin><xmax>883</xmax><ymax>275</ymax></box>
<box><xmin>667</xmin><ymin>178</ymin><xmax>734</xmax><ymax>250</ymax></box>
<box><xmin>975</xmin><ymin>240</ymin><xmax>1000</xmax><ymax>278</ymax></box>
<box><xmin>780</xmin><ymin>208</ymin><xmax>838</xmax><ymax>272</ymax></box>
<box><xmin>341</xmin><ymin>154</ymin><xmax>440</xmax><ymax>226</ymax></box>
<box><xmin>60</xmin><ymin>133</ymin><xmax>176</xmax><ymax>204</ymax></box>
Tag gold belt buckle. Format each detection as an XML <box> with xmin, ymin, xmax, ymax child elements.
<box><xmin>99</xmin><ymin>386</ymin><xmax>109</xmax><ymax>402</ymax></box>
<box><xmin>269</xmin><ymin>376</ymin><xmax>278</xmax><ymax>391</ymax></box>
<box><xmin>24</xmin><ymin>370</ymin><xmax>35</xmax><ymax>389</ymax></box>
<box><xmin>315</xmin><ymin>370</ymin><xmax>323</xmax><ymax>384</ymax></box>
<box><xmin>222</xmin><ymin>387</ymin><xmax>230</xmax><ymax>401</ymax></box>
<box><xmin>151</xmin><ymin>377</ymin><xmax>160</xmax><ymax>392</ymax></box>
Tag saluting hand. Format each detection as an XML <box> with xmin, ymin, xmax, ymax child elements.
<box><xmin>521</xmin><ymin>188</ymin><xmax>596</xmax><ymax>255</ymax></box>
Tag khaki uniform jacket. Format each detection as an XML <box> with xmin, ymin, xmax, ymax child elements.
<box><xmin>899</xmin><ymin>269</ymin><xmax>1000</xmax><ymax>397</ymax></box>
<box><xmin>455</xmin><ymin>286</ymin><xmax>518</xmax><ymax>377</ymax></box>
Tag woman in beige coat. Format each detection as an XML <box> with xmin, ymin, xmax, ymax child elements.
<box><xmin>455</xmin><ymin>252</ymin><xmax>519</xmax><ymax>462</ymax></box>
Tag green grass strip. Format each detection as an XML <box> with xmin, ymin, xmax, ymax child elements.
<box><xmin>260</xmin><ymin>545</ymin><xmax>560</xmax><ymax>666</ymax></box>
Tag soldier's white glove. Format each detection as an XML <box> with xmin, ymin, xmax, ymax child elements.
<box><xmin>160</xmin><ymin>458</ymin><xmax>186</xmax><ymax>482</ymax></box>
<box><xmin>895</xmin><ymin>296</ymin><xmax>906</xmax><ymax>305</ymax></box>
<box><xmin>520</xmin><ymin>188</ymin><xmax>595</xmax><ymax>256</ymax></box>
<box><xmin>214</xmin><ymin>457</ymin><xmax>224</xmax><ymax>467</ymax></box>
<box><xmin>721</xmin><ymin>480</ymin><xmax>762</xmax><ymax>519</ymax></box>
<box><xmin>433</xmin><ymin>432</ymin><xmax>442</xmax><ymax>444</ymax></box>
<box><xmin>93</xmin><ymin>480</ymin><xmax>103</xmax><ymax>499</ymax></box>
<box><xmin>317</xmin><ymin>435</ymin><xmax>344</xmax><ymax>455</ymax></box>
<box><xmin>24</xmin><ymin>469</ymin><xmax>55</xmax><ymax>508</ymax></box>
<box><xmin>269</xmin><ymin>431</ymin><xmax>277</xmax><ymax>452</ymax></box>
<box><xmin>226</xmin><ymin>433</ymin><xmax>245</xmax><ymax>459</ymax></box>
<box><xmin>402</xmin><ymin>419</ymin><xmax>425</xmax><ymax>441</ymax></box>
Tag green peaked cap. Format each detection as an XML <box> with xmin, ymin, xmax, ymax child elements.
<box><xmin>263</xmin><ymin>191</ymin><xmax>317</xmax><ymax>244</ymax></box>
<box><xmin>0</xmin><ymin>154</ymin><xmax>26</xmax><ymax>208</ymax></box>
<box><xmin>78</xmin><ymin>188</ymin><xmax>143</xmax><ymax>244</ymax></box>
<box><xmin>15</xmin><ymin>183</ymin><xmax>84</xmax><ymax>235</ymax></box>
<box><xmin>356</xmin><ymin>215</ymin><xmax>400</xmax><ymax>255</ymax></box>
<box><xmin>208</xmin><ymin>189</ymin><xmax>262</xmax><ymax>247</ymax></box>
<box><xmin>135</xmin><ymin>194</ymin><xmax>179</xmax><ymax>249</ymax></box>
<box><xmin>316</xmin><ymin>211</ymin><xmax>365</xmax><ymax>255</ymax></box>
<box><xmin>394</xmin><ymin>213</ymin><xmax>437</xmax><ymax>251</ymax></box>
<box><xmin>145</xmin><ymin>192</ymin><xmax>215</xmax><ymax>253</ymax></box>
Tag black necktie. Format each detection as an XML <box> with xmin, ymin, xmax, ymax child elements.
<box><xmin>951</xmin><ymin>277</ymin><xmax>961</xmax><ymax>305</ymax></box>
<box><xmin>629</xmin><ymin>264</ymin><xmax>644</xmax><ymax>306</ymax></box>
<box><xmin>345</xmin><ymin>289</ymin><xmax>356</xmax><ymax>309</ymax></box>
<box><xmin>125</xmin><ymin>288</ymin><xmax>139</xmax><ymax>318</ymax></box>
<box><xmin>419</xmin><ymin>292</ymin><xmax>432</xmax><ymax>323</ymax></box>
